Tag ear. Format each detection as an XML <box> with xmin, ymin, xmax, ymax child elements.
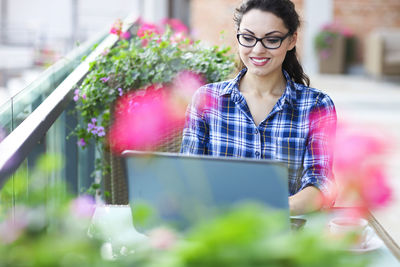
<box><xmin>287</xmin><ymin>31</ymin><xmax>297</xmax><ymax>51</ymax></box>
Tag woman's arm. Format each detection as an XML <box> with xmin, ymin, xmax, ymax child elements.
<box><xmin>289</xmin><ymin>186</ymin><xmax>323</xmax><ymax>215</ymax></box>
<box><xmin>295</xmin><ymin>94</ymin><xmax>337</xmax><ymax>214</ymax></box>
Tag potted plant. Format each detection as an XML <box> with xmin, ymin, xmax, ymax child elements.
<box><xmin>314</xmin><ymin>22</ymin><xmax>354</xmax><ymax>74</ymax></box>
<box><xmin>71</xmin><ymin>18</ymin><xmax>235</xmax><ymax>202</ymax></box>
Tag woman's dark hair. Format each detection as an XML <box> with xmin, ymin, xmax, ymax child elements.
<box><xmin>234</xmin><ymin>0</ymin><xmax>310</xmax><ymax>86</ymax></box>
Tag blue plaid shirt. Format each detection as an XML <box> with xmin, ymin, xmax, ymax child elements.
<box><xmin>181</xmin><ymin>68</ymin><xmax>337</xmax><ymax>200</ymax></box>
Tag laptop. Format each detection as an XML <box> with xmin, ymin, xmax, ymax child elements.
<box><xmin>123</xmin><ymin>151</ymin><xmax>290</xmax><ymax>232</ymax></box>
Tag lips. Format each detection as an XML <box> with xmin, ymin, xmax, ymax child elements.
<box><xmin>250</xmin><ymin>57</ymin><xmax>270</xmax><ymax>66</ymax></box>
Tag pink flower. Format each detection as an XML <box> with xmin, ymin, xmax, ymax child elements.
<box><xmin>334</xmin><ymin>126</ymin><xmax>388</xmax><ymax>172</ymax></box>
<box><xmin>170</xmin><ymin>71</ymin><xmax>205</xmax><ymax>110</ymax></box>
<box><xmin>360</xmin><ymin>166</ymin><xmax>391</xmax><ymax>209</ymax></box>
<box><xmin>148</xmin><ymin>226</ymin><xmax>177</xmax><ymax>250</ymax></box>
<box><xmin>70</xmin><ymin>195</ymin><xmax>96</xmax><ymax>218</ymax></box>
<box><xmin>110</xmin><ymin>19</ymin><xmax>123</xmax><ymax>36</ymax></box>
<box><xmin>137</xmin><ymin>23</ymin><xmax>161</xmax><ymax>38</ymax></box>
<box><xmin>108</xmin><ymin>85</ymin><xmax>185</xmax><ymax>154</ymax></box>
<box><xmin>333</xmin><ymin>123</ymin><xmax>392</xmax><ymax>216</ymax></box>
<box><xmin>161</xmin><ymin>18</ymin><xmax>188</xmax><ymax>34</ymax></box>
<box><xmin>120</xmin><ymin>31</ymin><xmax>131</xmax><ymax>40</ymax></box>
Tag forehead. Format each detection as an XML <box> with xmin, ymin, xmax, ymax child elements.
<box><xmin>239</xmin><ymin>9</ymin><xmax>287</xmax><ymax>34</ymax></box>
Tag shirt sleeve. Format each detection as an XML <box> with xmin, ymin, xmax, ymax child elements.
<box><xmin>180</xmin><ymin>88</ymin><xmax>209</xmax><ymax>155</ymax></box>
<box><xmin>300</xmin><ymin>93</ymin><xmax>337</xmax><ymax>207</ymax></box>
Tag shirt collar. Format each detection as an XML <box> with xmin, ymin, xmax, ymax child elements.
<box><xmin>282</xmin><ymin>70</ymin><xmax>297</xmax><ymax>108</ymax></box>
<box><xmin>219</xmin><ymin>68</ymin><xmax>298</xmax><ymax>108</ymax></box>
<box><xmin>219</xmin><ymin>68</ymin><xmax>247</xmax><ymax>97</ymax></box>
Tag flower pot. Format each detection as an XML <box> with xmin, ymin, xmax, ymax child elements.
<box><xmin>318</xmin><ymin>34</ymin><xmax>346</xmax><ymax>74</ymax></box>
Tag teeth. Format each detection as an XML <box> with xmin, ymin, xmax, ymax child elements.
<box><xmin>252</xmin><ymin>58</ymin><xmax>268</xmax><ymax>63</ymax></box>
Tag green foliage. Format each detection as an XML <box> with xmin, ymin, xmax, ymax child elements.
<box><xmin>71</xmin><ymin>27</ymin><xmax>235</xmax><ymax>182</ymax></box>
<box><xmin>125</xmin><ymin>204</ymin><xmax>371</xmax><ymax>267</ymax></box>
<box><xmin>0</xmin><ymin>154</ymin><xmax>111</xmax><ymax>266</ymax></box>
<box><xmin>0</xmin><ymin>158</ymin><xmax>373</xmax><ymax>266</ymax></box>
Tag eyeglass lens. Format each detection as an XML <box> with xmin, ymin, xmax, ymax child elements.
<box><xmin>237</xmin><ymin>34</ymin><xmax>285</xmax><ymax>49</ymax></box>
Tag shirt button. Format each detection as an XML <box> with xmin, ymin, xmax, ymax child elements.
<box><xmin>255</xmin><ymin>128</ymin><xmax>259</xmax><ymax>134</ymax></box>
<box><xmin>255</xmin><ymin>151</ymin><xmax>260</xmax><ymax>157</ymax></box>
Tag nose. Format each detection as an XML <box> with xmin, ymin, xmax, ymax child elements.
<box><xmin>253</xmin><ymin>40</ymin><xmax>267</xmax><ymax>53</ymax></box>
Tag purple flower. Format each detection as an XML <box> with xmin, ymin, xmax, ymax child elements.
<box><xmin>87</xmin><ymin>123</ymin><xmax>95</xmax><ymax>132</ymax></box>
<box><xmin>100</xmin><ymin>77</ymin><xmax>110</xmax><ymax>83</ymax></box>
<box><xmin>82</xmin><ymin>94</ymin><xmax>87</xmax><ymax>100</ymax></box>
<box><xmin>97</xmin><ymin>126</ymin><xmax>105</xmax><ymax>137</ymax></box>
<box><xmin>73</xmin><ymin>89</ymin><xmax>80</xmax><ymax>102</ymax></box>
<box><xmin>77</xmin><ymin>138</ymin><xmax>86</xmax><ymax>147</ymax></box>
<box><xmin>118</xmin><ymin>88</ymin><xmax>123</xmax><ymax>96</ymax></box>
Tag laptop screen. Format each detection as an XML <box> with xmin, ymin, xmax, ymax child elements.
<box><xmin>123</xmin><ymin>151</ymin><xmax>289</xmax><ymax>231</ymax></box>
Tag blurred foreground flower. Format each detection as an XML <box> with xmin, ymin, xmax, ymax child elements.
<box><xmin>148</xmin><ymin>226</ymin><xmax>177</xmax><ymax>250</ymax></box>
<box><xmin>108</xmin><ymin>85</ymin><xmax>185</xmax><ymax>154</ymax></box>
<box><xmin>333</xmin><ymin>123</ymin><xmax>392</xmax><ymax>217</ymax></box>
<box><xmin>70</xmin><ymin>195</ymin><xmax>96</xmax><ymax>218</ymax></box>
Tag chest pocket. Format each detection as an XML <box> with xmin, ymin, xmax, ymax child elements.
<box><xmin>273</xmin><ymin>137</ymin><xmax>306</xmax><ymax>172</ymax></box>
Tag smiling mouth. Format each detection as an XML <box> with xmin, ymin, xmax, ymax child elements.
<box><xmin>250</xmin><ymin>57</ymin><xmax>270</xmax><ymax>65</ymax></box>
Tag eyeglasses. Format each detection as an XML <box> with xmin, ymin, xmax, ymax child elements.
<box><xmin>236</xmin><ymin>32</ymin><xmax>290</xmax><ymax>49</ymax></box>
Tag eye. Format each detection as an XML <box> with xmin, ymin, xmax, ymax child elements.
<box><xmin>265</xmin><ymin>37</ymin><xmax>281</xmax><ymax>44</ymax></box>
<box><xmin>242</xmin><ymin>35</ymin><xmax>255</xmax><ymax>42</ymax></box>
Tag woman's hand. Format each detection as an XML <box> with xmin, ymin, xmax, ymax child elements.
<box><xmin>289</xmin><ymin>186</ymin><xmax>324</xmax><ymax>215</ymax></box>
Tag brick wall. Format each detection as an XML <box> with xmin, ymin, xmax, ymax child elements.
<box><xmin>333</xmin><ymin>0</ymin><xmax>400</xmax><ymax>62</ymax></box>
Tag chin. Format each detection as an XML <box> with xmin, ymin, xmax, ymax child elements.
<box><xmin>247</xmin><ymin>67</ymin><xmax>270</xmax><ymax>77</ymax></box>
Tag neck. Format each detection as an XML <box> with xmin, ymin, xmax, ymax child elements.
<box><xmin>240</xmin><ymin>69</ymin><xmax>286</xmax><ymax>97</ymax></box>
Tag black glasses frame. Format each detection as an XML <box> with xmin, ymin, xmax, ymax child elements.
<box><xmin>236</xmin><ymin>32</ymin><xmax>290</xmax><ymax>49</ymax></box>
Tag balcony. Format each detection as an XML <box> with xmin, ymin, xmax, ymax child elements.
<box><xmin>0</xmin><ymin>3</ymin><xmax>400</xmax><ymax>266</ymax></box>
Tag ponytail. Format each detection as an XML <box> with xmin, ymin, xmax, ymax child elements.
<box><xmin>283</xmin><ymin>47</ymin><xmax>310</xmax><ymax>87</ymax></box>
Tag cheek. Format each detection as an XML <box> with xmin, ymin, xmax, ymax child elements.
<box><xmin>271</xmin><ymin>48</ymin><xmax>288</xmax><ymax>61</ymax></box>
<box><xmin>238</xmin><ymin>46</ymin><xmax>250</xmax><ymax>61</ymax></box>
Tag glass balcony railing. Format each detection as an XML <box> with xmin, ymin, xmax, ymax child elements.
<box><xmin>0</xmin><ymin>15</ymin><xmax>137</xmax><ymax>209</ymax></box>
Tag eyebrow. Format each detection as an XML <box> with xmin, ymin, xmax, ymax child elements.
<box><xmin>242</xmin><ymin>28</ymin><xmax>284</xmax><ymax>36</ymax></box>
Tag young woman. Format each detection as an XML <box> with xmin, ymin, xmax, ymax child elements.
<box><xmin>181</xmin><ymin>0</ymin><xmax>337</xmax><ymax>215</ymax></box>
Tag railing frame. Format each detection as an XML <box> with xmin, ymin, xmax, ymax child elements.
<box><xmin>0</xmin><ymin>15</ymin><xmax>138</xmax><ymax>188</ymax></box>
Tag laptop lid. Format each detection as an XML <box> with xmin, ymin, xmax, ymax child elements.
<box><xmin>123</xmin><ymin>151</ymin><xmax>289</xmax><ymax>231</ymax></box>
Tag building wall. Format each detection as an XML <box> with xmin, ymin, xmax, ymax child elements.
<box><xmin>190</xmin><ymin>0</ymin><xmax>400</xmax><ymax>67</ymax></box>
<box><xmin>333</xmin><ymin>0</ymin><xmax>400</xmax><ymax>62</ymax></box>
